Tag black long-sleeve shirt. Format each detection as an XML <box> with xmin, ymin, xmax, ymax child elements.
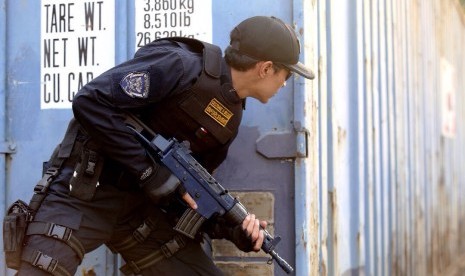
<box><xmin>72</xmin><ymin>39</ymin><xmax>204</xmax><ymax>178</ymax></box>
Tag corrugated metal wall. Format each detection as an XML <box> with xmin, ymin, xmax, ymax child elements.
<box><xmin>310</xmin><ymin>0</ymin><xmax>465</xmax><ymax>275</ymax></box>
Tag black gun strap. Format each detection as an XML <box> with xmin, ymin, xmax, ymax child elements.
<box><xmin>124</xmin><ymin>112</ymin><xmax>156</xmax><ymax>137</ymax></box>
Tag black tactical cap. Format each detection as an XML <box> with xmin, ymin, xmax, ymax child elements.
<box><xmin>229</xmin><ymin>16</ymin><xmax>314</xmax><ymax>79</ymax></box>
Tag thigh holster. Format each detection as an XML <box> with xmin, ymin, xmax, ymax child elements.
<box><xmin>26</xmin><ymin>221</ymin><xmax>85</xmax><ymax>261</ymax></box>
<box><xmin>21</xmin><ymin>247</ymin><xmax>72</xmax><ymax>276</ymax></box>
<box><xmin>106</xmin><ymin>216</ymin><xmax>187</xmax><ymax>276</ymax></box>
<box><xmin>119</xmin><ymin>235</ymin><xmax>186</xmax><ymax>276</ymax></box>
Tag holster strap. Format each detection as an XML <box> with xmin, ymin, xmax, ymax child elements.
<box><xmin>119</xmin><ymin>235</ymin><xmax>186</xmax><ymax>276</ymax></box>
<box><xmin>30</xmin><ymin>118</ymin><xmax>81</xmax><ymax>211</ymax></box>
<box><xmin>21</xmin><ymin>247</ymin><xmax>72</xmax><ymax>276</ymax></box>
<box><xmin>107</xmin><ymin>217</ymin><xmax>156</xmax><ymax>253</ymax></box>
<box><xmin>28</xmin><ymin>167</ymin><xmax>61</xmax><ymax>212</ymax></box>
<box><xmin>26</xmin><ymin>221</ymin><xmax>85</xmax><ymax>262</ymax></box>
<box><xmin>34</xmin><ymin>167</ymin><xmax>60</xmax><ymax>193</ymax></box>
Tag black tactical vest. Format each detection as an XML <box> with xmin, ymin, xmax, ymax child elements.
<box><xmin>140</xmin><ymin>38</ymin><xmax>244</xmax><ymax>155</ymax></box>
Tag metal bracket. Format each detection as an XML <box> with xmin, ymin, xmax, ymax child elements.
<box><xmin>256</xmin><ymin>131</ymin><xmax>299</xmax><ymax>159</ymax></box>
<box><xmin>295</xmin><ymin>131</ymin><xmax>308</xmax><ymax>158</ymax></box>
<box><xmin>0</xmin><ymin>141</ymin><xmax>16</xmax><ymax>154</ymax></box>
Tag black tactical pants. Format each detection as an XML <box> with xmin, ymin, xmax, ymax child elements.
<box><xmin>17</xmin><ymin>167</ymin><xmax>223</xmax><ymax>276</ymax></box>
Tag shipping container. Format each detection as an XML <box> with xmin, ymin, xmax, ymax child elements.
<box><xmin>1</xmin><ymin>0</ymin><xmax>464</xmax><ymax>275</ymax></box>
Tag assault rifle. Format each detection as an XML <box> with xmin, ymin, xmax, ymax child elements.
<box><xmin>126</xmin><ymin>116</ymin><xmax>294</xmax><ymax>274</ymax></box>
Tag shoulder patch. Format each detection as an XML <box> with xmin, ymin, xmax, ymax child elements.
<box><xmin>120</xmin><ymin>72</ymin><xmax>150</xmax><ymax>98</ymax></box>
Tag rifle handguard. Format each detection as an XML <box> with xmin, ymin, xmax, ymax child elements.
<box><xmin>223</xmin><ymin>202</ymin><xmax>248</xmax><ymax>225</ymax></box>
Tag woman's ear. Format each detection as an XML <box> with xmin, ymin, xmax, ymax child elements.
<box><xmin>258</xmin><ymin>61</ymin><xmax>274</xmax><ymax>78</ymax></box>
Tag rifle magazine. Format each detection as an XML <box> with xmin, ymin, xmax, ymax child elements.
<box><xmin>173</xmin><ymin>208</ymin><xmax>206</xmax><ymax>239</ymax></box>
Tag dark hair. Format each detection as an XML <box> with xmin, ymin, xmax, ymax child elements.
<box><xmin>225</xmin><ymin>46</ymin><xmax>283</xmax><ymax>75</ymax></box>
<box><xmin>224</xmin><ymin>46</ymin><xmax>259</xmax><ymax>71</ymax></box>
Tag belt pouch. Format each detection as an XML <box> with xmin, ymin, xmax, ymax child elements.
<box><xmin>69</xmin><ymin>148</ymin><xmax>104</xmax><ymax>201</ymax></box>
<box><xmin>3</xmin><ymin>200</ymin><xmax>31</xmax><ymax>269</ymax></box>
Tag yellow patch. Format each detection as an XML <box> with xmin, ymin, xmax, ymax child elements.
<box><xmin>204</xmin><ymin>98</ymin><xmax>234</xmax><ymax>127</ymax></box>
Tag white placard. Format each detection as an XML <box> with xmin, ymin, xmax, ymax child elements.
<box><xmin>40</xmin><ymin>0</ymin><xmax>115</xmax><ymax>109</ymax></box>
<box><xmin>135</xmin><ymin>0</ymin><xmax>212</xmax><ymax>50</ymax></box>
<box><xmin>440</xmin><ymin>58</ymin><xmax>456</xmax><ymax>138</ymax></box>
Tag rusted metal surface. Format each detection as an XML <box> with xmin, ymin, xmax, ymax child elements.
<box><xmin>292</xmin><ymin>0</ymin><xmax>320</xmax><ymax>275</ymax></box>
<box><xmin>215</xmin><ymin>262</ymin><xmax>274</xmax><ymax>276</ymax></box>
<box><xmin>315</xmin><ymin>0</ymin><xmax>465</xmax><ymax>275</ymax></box>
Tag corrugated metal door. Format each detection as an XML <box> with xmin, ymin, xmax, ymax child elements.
<box><xmin>1</xmin><ymin>1</ymin><xmax>308</xmax><ymax>275</ymax></box>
